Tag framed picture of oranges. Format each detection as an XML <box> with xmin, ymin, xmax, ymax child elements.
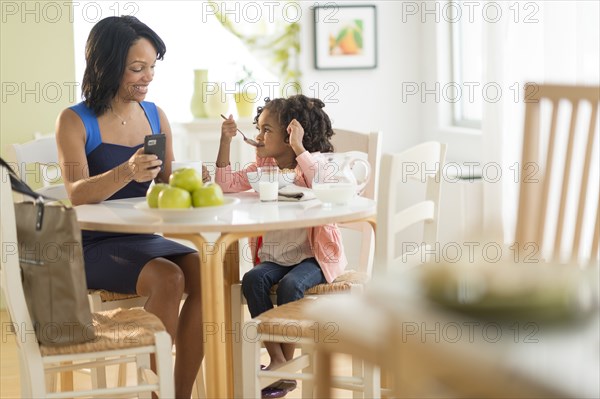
<box><xmin>313</xmin><ymin>4</ymin><xmax>377</xmax><ymax>70</ymax></box>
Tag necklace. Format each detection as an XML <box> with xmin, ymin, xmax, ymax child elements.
<box><xmin>111</xmin><ymin>108</ymin><xmax>128</xmax><ymax>125</ymax></box>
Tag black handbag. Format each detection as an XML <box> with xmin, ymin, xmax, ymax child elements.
<box><xmin>1</xmin><ymin>158</ymin><xmax>95</xmax><ymax>345</ymax></box>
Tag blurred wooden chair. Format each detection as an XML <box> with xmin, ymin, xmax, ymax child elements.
<box><xmin>231</xmin><ymin>128</ymin><xmax>381</xmax><ymax>396</ymax></box>
<box><xmin>1</xmin><ymin>165</ymin><xmax>174</xmax><ymax>398</ymax></box>
<box><xmin>516</xmin><ymin>83</ymin><xmax>599</xmax><ymax>265</ymax></box>
<box><xmin>311</xmin><ymin>84</ymin><xmax>600</xmax><ymax>399</ymax></box>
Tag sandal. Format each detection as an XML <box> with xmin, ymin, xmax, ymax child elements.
<box><xmin>261</xmin><ymin>381</ymin><xmax>297</xmax><ymax>398</ymax></box>
<box><xmin>261</xmin><ymin>386</ymin><xmax>288</xmax><ymax>399</ymax></box>
<box><xmin>259</xmin><ymin>366</ymin><xmax>298</xmax><ymax>398</ymax></box>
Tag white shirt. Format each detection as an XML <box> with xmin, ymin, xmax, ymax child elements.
<box><xmin>258</xmin><ymin>228</ymin><xmax>314</xmax><ymax>266</ymax></box>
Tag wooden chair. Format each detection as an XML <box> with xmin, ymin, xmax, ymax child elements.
<box><xmin>273</xmin><ymin>141</ymin><xmax>445</xmax><ymax>398</ymax></box>
<box><xmin>302</xmin><ymin>128</ymin><xmax>381</xmax><ymax>293</ymax></box>
<box><xmin>10</xmin><ymin>137</ymin><xmax>147</xmax><ymax>312</ymax></box>
<box><xmin>242</xmin><ymin>296</ymin><xmax>381</xmax><ymax>399</ymax></box>
<box><xmin>331</xmin><ymin>128</ymin><xmax>381</xmax><ymax>200</ymax></box>
<box><xmin>11</xmin><ymin>135</ymin><xmax>206</xmax><ymax>397</ymax></box>
<box><xmin>231</xmin><ymin>128</ymin><xmax>381</xmax><ymax>307</ymax></box>
<box><xmin>11</xmin><ymin>136</ymin><xmax>67</xmax><ymax>199</ymax></box>
<box><xmin>374</xmin><ymin>142</ymin><xmax>447</xmax><ymax>274</ymax></box>
<box><xmin>516</xmin><ymin>83</ymin><xmax>599</xmax><ymax>265</ymax></box>
<box><xmin>233</xmin><ymin>129</ymin><xmax>381</xmax><ymax>397</ymax></box>
<box><xmin>1</xmin><ymin>165</ymin><xmax>174</xmax><ymax>398</ymax></box>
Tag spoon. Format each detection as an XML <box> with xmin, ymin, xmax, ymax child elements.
<box><xmin>220</xmin><ymin>114</ymin><xmax>262</xmax><ymax>147</ymax></box>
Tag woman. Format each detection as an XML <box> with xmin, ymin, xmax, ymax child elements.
<box><xmin>56</xmin><ymin>16</ymin><xmax>202</xmax><ymax>398</ymax></box>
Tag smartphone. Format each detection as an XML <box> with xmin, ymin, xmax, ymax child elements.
<box><xmin>143</xmin><ymin>133</ymin><xmax>166</xmax><ymax>171</ymax></box>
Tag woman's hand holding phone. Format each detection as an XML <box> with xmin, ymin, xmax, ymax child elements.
<box><xmin>127</xmin><ymin>148</ymin><xmax>162</xmax><ymax>183</ymax></box>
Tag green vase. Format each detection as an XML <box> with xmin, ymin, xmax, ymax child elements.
<box><xmin>204</xmin><ymin>82</ymin><xmax>230</xmax><ymax>118</ymax></box>
<box><xmin>234</xmin><ymin>91</ymin><xmax>256</xmax><ymax>118</ymax></box>
<box><xmin>190</xmin><ymin>69</ymin><xmax>209</xmax><ymax>118</ymax></box>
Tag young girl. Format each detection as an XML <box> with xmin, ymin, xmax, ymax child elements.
<box><xmin>215</xmin><ymin>94</ymin><xmax>348</xmax><ymax>397</ymax></box>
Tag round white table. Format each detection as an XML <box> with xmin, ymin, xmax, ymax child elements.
<box><xmin>75</xmin><ymin>192</ymin><xmax>376</xmax><ymax>398</ymax></box>
<box><xmin>306</xmin><ymin>269</ymin><xmax>600</xmax><ymax>399</ymax></box>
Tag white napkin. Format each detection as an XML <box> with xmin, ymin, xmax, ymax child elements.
<box><xmin>278</xmin><ymin>184</ymin><xmax>316</xmax><ymax>201</ymax></box>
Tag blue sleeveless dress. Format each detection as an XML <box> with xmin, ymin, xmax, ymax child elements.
<box><xmin>70</xmin><ymin>101</ymin><xmax>196</xmax><ymax>294</ymax></box>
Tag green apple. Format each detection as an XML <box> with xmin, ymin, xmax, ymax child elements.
<box><xmin>169</xmin><ymin>168</ymin><xmax>203</xmax><ymax>193</ymax></box>
<box><xmin>192</xmin><ymin>183</ymin><xmax>225</xmax><ymax>207</ymax></box>
<box><xmin>146</xmin><ymin>183</ymin><xmax>170</xmax><ymax>208</ymax></box>
<box><xmin>158</xmin><ymin>186</ymin><xmax>192</xmax><ymax>209</ymax></box>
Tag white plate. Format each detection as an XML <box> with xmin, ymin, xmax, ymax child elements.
<box><xmin>134</xmin><ymin>197</ymin><xmax>240</xmax><ymax>221</ymax></box>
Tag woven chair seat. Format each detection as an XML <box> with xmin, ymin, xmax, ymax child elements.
<box><xmin>269</xmin><ymin>270</ymin><xmax>370</xmax><ymax>296</ymax></box>
<box><xmin>255</xmin><ymin>297</ymin><xmax>321</xmax><ymax>339</ymax></box>
<box><xmin>40</xmin><ymin>307</ymin><xmax>166</xmax><ymax>356</ymax></box>
<box><xmin>89</xmin><ymin>289</ymin><xmax>140</xmax><ymax>302</ymax></box>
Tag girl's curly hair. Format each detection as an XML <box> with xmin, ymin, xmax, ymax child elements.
<box><xmin>253</xmin><ymin>94</ymin><xmax>335</xmax><ymax>153</ymax></box>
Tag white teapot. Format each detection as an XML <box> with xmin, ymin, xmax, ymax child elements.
<box><xmin>311</xmin><ymin>152</ymin><xmax>371</xmax><ymax>205</ymax></box>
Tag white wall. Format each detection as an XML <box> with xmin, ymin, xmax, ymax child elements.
<box><xmin>69</xmin><ymin>1</ymin><xmax>424</xmax><ymax>155</ymax></box>
<box><xmin>298</xmin><ymin>2</ymin><xmax>480</xmax><ymax>247</ymax></box>
<box><xmin>298</xmin><ymin>1</ymin><xmax>423</xmax><ymax>155</ymax></box>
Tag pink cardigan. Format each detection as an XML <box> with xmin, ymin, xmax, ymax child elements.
<box><xmin>215</xmin><ymin>152</ymin><xmax>348</xmax><ymax>283</ymax></box>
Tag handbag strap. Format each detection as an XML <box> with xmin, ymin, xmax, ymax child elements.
<box><xmin>0</xmin><ymin>157</ymin><xmax>64</xmax><ymax>230</ymax></box>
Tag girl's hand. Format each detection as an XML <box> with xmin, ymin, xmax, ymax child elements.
<box><xmin>127</xmin><ymin>148</ymin><xmax>162</xmax><ymax>183</ymax></box>
<box><xmin>221</xmin><ymin>114</ymin><xmax>237</xmax><ymax>144</ymax></box>
<box><xmin>287</xmin><ymin>119</ymin><xmax>306</xmax><ymax>155</ymax></box>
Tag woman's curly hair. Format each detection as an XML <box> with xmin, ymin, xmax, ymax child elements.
<box><xmin>253</xmin><ymin>94</ymin><xmax>335</xmax><ymax>153</ymax></box>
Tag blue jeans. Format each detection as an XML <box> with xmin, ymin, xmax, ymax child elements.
<box><xmin>242</xmin><ymin>258</ymin><xmax>326</xmax><ymax>318</ymax></box>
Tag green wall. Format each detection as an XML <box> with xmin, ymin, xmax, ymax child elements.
<box><xmin>0</xmin><ymin>1</ymin><xmax>75</xmax><ymax>160</ymax></box>
<box><xmin>1</xmin><ymin>2</ymin><xmax>75</xmax><ymax>310</ymax></box>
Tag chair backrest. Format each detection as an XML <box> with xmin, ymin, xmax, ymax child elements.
<box><xmin>331</xmin><ymin>129</ymin><xmax>381</xmax><ymax>275</ymax></box>
<box><xmin>516</xmin><ymin>83</ymin><xmax>599</xmax><ymax>265</ymax></box>
<box><xmin>375</xmin><ymin>142</ymin><xmax>447</xmax><ymax>273</ymax></box>
<box><xmin>11</xmin><ymin>135</ymin><xmax>67</xmax><ymax>198</ymax></box>
<box><xmin>0</xmin><ymin>166</ymin><xmax>46</xmax><ymax>377</ymax></box>
<box><xmin>331</xmin><ymin>129</ymin><xmax>381</xmax><ymax>200</ymax></box>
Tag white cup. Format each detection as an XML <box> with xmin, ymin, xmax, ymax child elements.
<box><xmin>171</xmin><ymin>160</ymin><xmax>203</xmax><ymax>176</ymax></box>
<box><xmin>258</xmin><ymin>166</ymin><xmax>278</xmax><ymax>202</ymax></box>
<box><xmin>259</xmin><ymin>181</ymin><xmax>278</xmax><ymax>201</ymax></box>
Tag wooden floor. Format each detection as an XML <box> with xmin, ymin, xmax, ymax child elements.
<box><xmin>1</xmin><ymin>310</ymin><xmax>20</xmax><ymax>399</ymax></box>
<box><xmin>0</xmin><ymin>309</ymin><xmax>356</xmax><ymax>398</ymax></box>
